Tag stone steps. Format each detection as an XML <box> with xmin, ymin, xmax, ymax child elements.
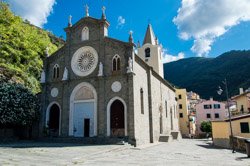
<box><xmin>159</xmin><ymin>135</ymin><xmax>173</xmax><ymax>142</ymax></box>
<box><xmin>37</xmin><ymin>136</ymin><xmax>129</xmax><ymax>145</ymax></box>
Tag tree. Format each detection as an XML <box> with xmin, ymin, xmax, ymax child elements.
<box><xmin>200</xmin><ymin>121</ymin><xmax>212</xmax><ymax>136</ymax></box>
<box><xmin>0</xmin><ymin>81</ymin><xmax>40</xmax><ymax>128</ymax></box>
<box><xmin>0</xmin><ymin>2</ymin><xmax>63</xmax><ymax>93</ymax></box>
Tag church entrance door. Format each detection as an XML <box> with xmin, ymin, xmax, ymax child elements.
<box><xmin>73</xmin><ymin>102</ymin><xmax>94</xmax><ymax>137</ymax></box>
<box><xmin>110</xmin><ymin>100</ymin><xmax>125</xmax><ymax>137</ymax></box>
<box><xmin>48</xmin><ymin>104</ymin><xmax>60</xmax><ymax>137</ymax></box>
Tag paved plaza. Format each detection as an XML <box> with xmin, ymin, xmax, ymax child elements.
<box><xmin>0</xmin><ymin>139</ymin><xmax>249</xmax><ymax>166</ymax></box>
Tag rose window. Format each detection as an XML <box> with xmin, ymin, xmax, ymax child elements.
<box><xmin>71</xmin><ymin>46</ymin><xmax>98</xmax><ymax>77</ymax></box>
<box><xmin>77</xmin><ymin>51</ymin><xmax>95</xmax><ymax>72</ymax></box>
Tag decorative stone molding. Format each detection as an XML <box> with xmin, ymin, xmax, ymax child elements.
<box><xmin>111</xmin><ymin>81</ymin><xmax>122</xmax><ymax>93</ymax></box>
<box><xmin>127</xmin><ymin>57</ymin><xmax>133</xmax><ymax>73</ymax></box>
<box><xmin>97</xmin><ymin>62</ymin><xmax>103</xmax><ymax>77</ymax></box>
<box><xmin>40</xmin><ymin>70</ymin><xmax>46</xmax><ymax>83</ymax></box>
<box><xmin>62</xmin><ymin>67</ymin><xmax>68</xmax><ymax>81</ymax></box>
<box><xmin>51</xmin><ymin>88</ymin><xmax>59</xmax><ymax>98</ymax></box>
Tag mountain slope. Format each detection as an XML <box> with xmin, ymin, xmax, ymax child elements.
<box><xmin>164</xmin><ymin>50</ymin><xmax>250</xmax><ymax>100</ymax></box>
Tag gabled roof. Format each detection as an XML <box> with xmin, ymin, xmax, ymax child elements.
<box><xmin>143</xmin><ymin>24</ymin><xmax>156</xmax><ymax>45</ymax></box>
<box><xmin>225</xmin><ymin>113</ymin><xmax>250</xmax><ymax>122</ymax></box>
<box><xmin>231</xmin><ymin>91</ymin><xmax>250</xmax><ymax>100</ymax></box>
<box><xmin>212</xmin><ymin>113</ymin><xmax>250</xmax><ymax>122</ymax></box>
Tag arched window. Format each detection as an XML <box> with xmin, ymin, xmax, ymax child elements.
<box><xmin>145</xmin><ymin>47</ymin><xmax>150</xmax><ymax>58</ymax></box>
<box><xmin>81</xmin><ymin>27</ymin><xmax>89</xmax><ymax>41</ymax></box>
<box><xmin>53</xmin><ymin>64</ymin><xmax>59</xmax><ymax>79</ymax></box>
<box><xmin>112</xmin><ymin>54</ymin><xmax>121</xmax><ymax>71</ymax></box>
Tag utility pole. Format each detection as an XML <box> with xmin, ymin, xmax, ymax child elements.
<box><xmin>224</xmin><ymin>78</ymin><xmax>235</xmax><ymax>153</ymax></box>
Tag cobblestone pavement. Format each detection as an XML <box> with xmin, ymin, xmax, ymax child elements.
<box><xmin>0</xmin><ymin>139</ymin><xmax>249</xmax><ymax>166</ymax></box>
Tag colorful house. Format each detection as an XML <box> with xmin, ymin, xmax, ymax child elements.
<box><xmin>231</xmin><ymin>88</ymin><xmax>250</xmax><ymax>115</ymax></box>
<box><xmin>176</xmin><ymin>89</ymin><xmax>190</xmax><ymax>137</ymax></box>
<box><xmin>212</xmin><ymin>114</ymin><xmax>250</xmax><ymax>149</ymax></box>
<box><xmin>196</xmin><ymin>98</ymin><xmax>227</xmax><ymax>136</ymax></box>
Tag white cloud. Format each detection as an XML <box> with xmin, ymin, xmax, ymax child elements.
<box><xmin>116</xmin><ymin>16</ymin><xmax>125</xmax><ymax>29</ymax></box>
<box><xmin>7</xmin><ymin>0</ymin><xmax>56</xmax><ymax>27</ymax></box>
<box><xmin>162</xmin><ymin>50</ymin><xmax>185</xmax><ymax>63</ymax></box>
<box><xmin>173</xmin><ymin>0</ymin><xmax>250</xmax><ymax>56</ymax></box>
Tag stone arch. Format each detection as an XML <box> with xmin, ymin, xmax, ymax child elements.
<box><xmin>69</xmin><ymin>82</ymin><xmax>97</xmax><ymax>136</ymax></box>
<box><xmin>46</xmin><ymin>102</ymin><xmax>61</xmax><ymax>136</ymax></box>
<box><xmin>107</xmin><ymin>97</ymin><xmax>127</xmax><ymax>136</ymax></box>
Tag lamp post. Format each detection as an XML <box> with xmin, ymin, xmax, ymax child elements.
<box><xmin>217</xmin><ymin>78</ymin><xmax>235</xmax><ymax>153</ymax></box>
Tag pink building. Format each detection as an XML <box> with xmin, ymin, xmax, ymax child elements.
<box><xmin>196</xmin><ymin>98</ymin><xmax>228</xmax><ymax>135</ymax></box>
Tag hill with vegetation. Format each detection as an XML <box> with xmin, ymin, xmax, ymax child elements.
<box><xmin>164</xmin><ymin>50</ymin><xmax>250</xmax><ymax>100</ymax></box>
<box><xmin>0</xmin><ymin>2</ymin><xmax>64</xmax><ymax>93</ymax></box>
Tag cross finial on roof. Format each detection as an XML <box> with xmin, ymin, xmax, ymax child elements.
<box><xmin>68</xmin><ymin>15</ymin><xmax>72</xmax><ymax>27</ymax></box>
<box><xmin>85</xmin><ymin>4</ymin><xmax>89</xmax><ymax>17</ymax></box>
<box><xmin>101</xmin><ymin>6</ymin><xmax>106</xmax><ymax>20</ymax></box>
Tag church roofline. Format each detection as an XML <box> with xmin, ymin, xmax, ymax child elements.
<box><xmin>134</xmin><ymin>55</ymin><xmax>175</xmax><ymax>92</ymax></box>
<box><xmin>104</xmin><ymin>37</ymin><xmax>135</xmax><ymax>47</ymax></box>
<box><xmin>45</xmin><ymin>45</ymin><xmax>66</xmax><ymax>61</ymax></box>
<box><xmin>64</xmin><ymin>16</ymin><xmax>110</xmax><ymax>31</ymax></box>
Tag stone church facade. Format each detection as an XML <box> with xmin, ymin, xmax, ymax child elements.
<box><xmin>40</xmin><ymin>8</ymin><xmax>179</xmax><ymax>146</ymax></box>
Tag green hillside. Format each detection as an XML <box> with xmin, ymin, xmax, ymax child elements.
<box><xmin>0</xmin><ymin>2</ymin><xmax>64</xmax><ymax>93</ymax></box>
<box><xmin>164</xmin><ymin>50</ymin><xmax>250</xmax><ymax>100</ymax></box>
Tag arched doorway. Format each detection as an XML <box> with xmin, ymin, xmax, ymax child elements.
<box><xmin>111</xmin><ymin>100</ymin><xmax>125</xmax><ymax>137</ymax></box>
<box><xmin>107</xmin><ymin>97</ymin><xmax>127</xmax><ymax>137</ymax></box>
<box><xmin>69</xmin><ymin>82</ymin><xmax>97</xmax><ymax>137</ymax></box>
<box><xmin>46</xmin><ymin>103</ymin><xmax>61</xmax><ymax>137</ymax></box>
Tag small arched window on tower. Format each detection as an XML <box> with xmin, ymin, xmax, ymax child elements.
<box><xmin>112</xmin><ymin>54</ymin><xmax>121</xmax><ymax>71</ymax></box>
<box><xmin>53</xmin><ymin>64</ymin><xmax>60</xmax><ymax>79</ymax></box>
<box><xmin>81</xmin><ymin>26</ymin><xmax>89</xmax><ymax>41</ymax></box>
<box><xmin>145</xmin><ymin>47</ymin><xmax>151</xmax><ymax>58</ymax></box>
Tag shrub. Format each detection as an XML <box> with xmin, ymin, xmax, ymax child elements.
<box><xmin>0</xmin><ymin>82</ymin><xmax>40</xmax><ymax>128</ymax></box>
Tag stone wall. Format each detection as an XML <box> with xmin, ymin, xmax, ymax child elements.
<box><xmin>133</xmin><ymin>60</ymin><xmax>150</xmax><ymax>146</ymax></box>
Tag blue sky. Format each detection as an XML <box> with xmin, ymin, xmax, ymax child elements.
<box><xmin>6</xmin><ymin>0</ymin><xmax>250</xmax><ymax>62</ymax></box>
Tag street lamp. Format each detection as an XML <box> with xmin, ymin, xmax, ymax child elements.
<box><xmin>217</xmin><ymin>78</ymin><xmax>236</xmax><ymax>153</ymax></box>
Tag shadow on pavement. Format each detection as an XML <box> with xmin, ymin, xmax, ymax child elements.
<box><xmin>235</xmin><ymin>157</ymin><xmax>249</xmax><ymax>161</ymax></box>
<box><xmin>0</xmin><ymin>141</ymin><xmax>123</xmax><ymax>148</ymax></box>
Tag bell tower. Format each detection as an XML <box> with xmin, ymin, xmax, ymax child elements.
<box><xmin>138</xmin><ymin>24</ymin><xmax>164</xmax><ymax>77</ymax></box>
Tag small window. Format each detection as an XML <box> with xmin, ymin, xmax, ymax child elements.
<box><xmin>81</xmin><ymin>26</ymin><xmax>89</xmax><ymax>41</ymax></box>
<box><xmin>145</xmin><ymin>48</ymin><xmax>150</xmax><ymax>58</ymax></box>
<box><xmin>53</xmin><ymin>64</ymin><xmax>59</xmax><ymax>79</ymax></box>
<box><xmin>206</xmin><ymin>113</ymin><xmax>211</xmax><ymax>118</ymax></box>
<box><xmin>140</xmin><ymin>88</ymin><xmax>144</xmax><ymax>114</ymax></box>
<box><xmin>240</xmin><ymin>122</ymin><xmax>249</xmax><ymax>133</ymax></box>
<box><xmin>178</xmin><ymin>95</ymin><xmax>182</xmax><ymax>99</ymax></box>
<box><xmin>215</xmin><ymin>113</ymin><xmax>219</xmax><ymax>118</ymax></box>
<box><xmin>179</xmin><ymin>104</ymin><xmax>183</xmax><ymax>109</ymax></box>
<box><xmin>214</xmin><ymin>104</ymin><xmax>221</xmax><ymax>109</ymax></box>
<box><xmin>204</xmin><ymin>104</ymin><xmax>212</xmax><ymax>109</ymax></box>
<box><xmin>240</xmin><ymin>105</ymin><xmax>244</xmax><ymax>113</ymax></box>
<box><xmin>112</xmin><ymin>54</ymin><xmax>121</xmax><ymax>71</ymax></box>
<box><xmin>165</xmin><ymin>101</ymin><xmax>168</xmax><ymax>117</ymax></box>
<box><xmin>179</xmin><ymin>113</ymin><xmax>183</xmax><ymax>118</ymax></box>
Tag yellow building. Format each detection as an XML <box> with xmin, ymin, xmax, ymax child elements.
<box><xmin>212</xmin><ymin>114</ymin><xmax>250</xmax><ymax>148</ymax></box>
<box><xmin>231</xmin><ymin>88</ymin><xmax>250</xmax><ymax>115</ymax></box>
<box><xmin>176</xmin><ymin>89</ymin><xmax>190</xmax><ymax>137</ymax></box>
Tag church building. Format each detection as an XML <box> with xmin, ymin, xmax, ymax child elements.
<box><xmin>40</xmin><ymin>6</ymin><xmax>179</xmax><ymax>146</ymax></box>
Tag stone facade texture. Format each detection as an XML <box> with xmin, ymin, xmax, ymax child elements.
<box><xmin>40</xmin><ymin>15</ymin><xmax>179</xmax><ymax>146</ymax></box>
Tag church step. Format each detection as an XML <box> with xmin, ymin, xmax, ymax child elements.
<box><xmin>37</xmin><ymin>136</ymin><xmax>129</xmax><ymax>145</ymax></box>
<box><xmin>171</xmin><ymin>131</ymin><xmax>182</xmax><ymax>140</ymax></box>
<box><xmin>159</xmin><ymin>134</ymin><xmax>173</xmax><ymax>142</ymax></box>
